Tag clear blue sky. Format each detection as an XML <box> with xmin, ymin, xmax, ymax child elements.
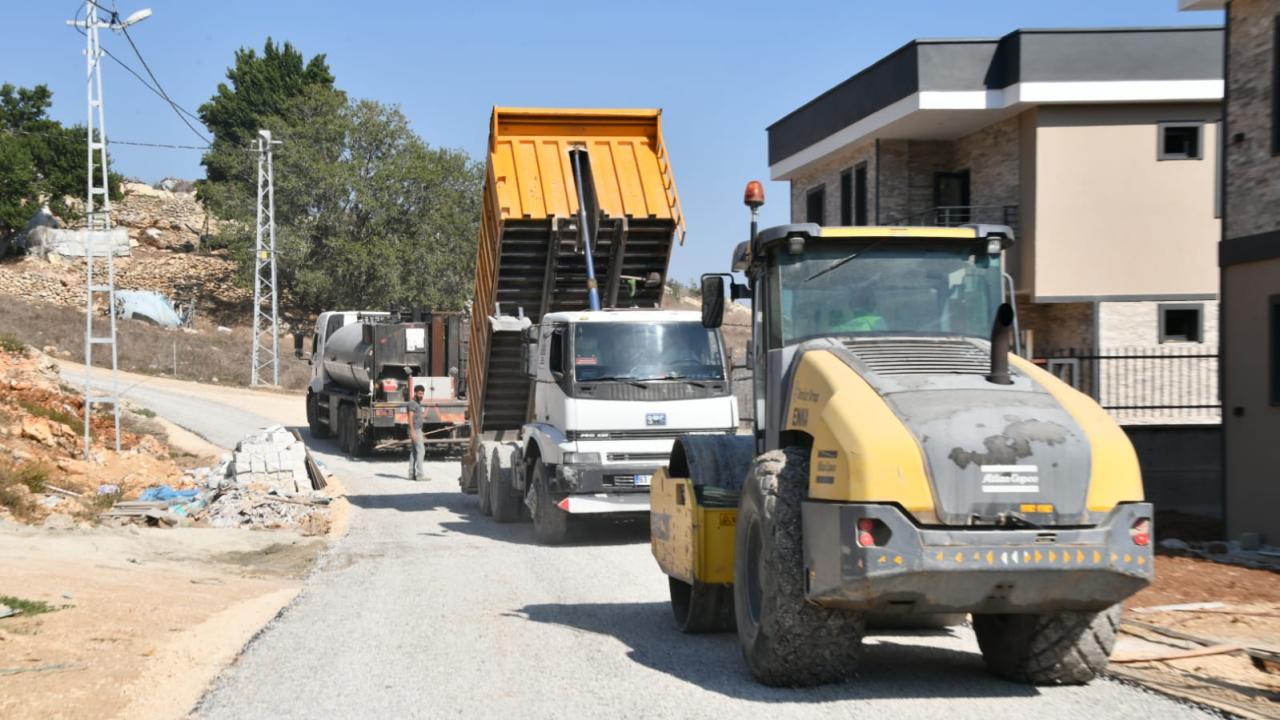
<box><xmin>5</xmin><ymin>1</ymin><xmax>1219</xmax><ymax>280</ymax></box>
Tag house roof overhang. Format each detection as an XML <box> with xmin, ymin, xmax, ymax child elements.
<box><xmin>768</xmin><ymin>27</ymin><xmax>1225</xmax><ymax>181</ymax></box>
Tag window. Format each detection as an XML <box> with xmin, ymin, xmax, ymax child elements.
<box><xmin>854</xmin><ymin>162</ymin><xmax>869</xmax><ymax>226</ymax></box>
<box><xmin>1271</xmin><ymin>295</ymin><xmax>1280</xmax><ymax>404</ymax></box>
<box><xmin>548</xmin><ymin>328</ymin><xmax>564</xmax><ymax>375</ymax></box>
<box><xmin>805</xmin><ymin>186</ymin><xmax>825</xmax><ymax>224</ymax></box>
<box><xmin>1159</xmin><ymin>123</ymin><xmax>1203</xmax><ymax>160</ymax></box>
<box><xmin>1159</xmin><ymin>303</ymin><xmax>1203</xmax><ymax>343</ymax></box>
<box><xmin>839</xmin><ymin>170</ymin><xmax>852</xmax><ymax>225</ymax></box>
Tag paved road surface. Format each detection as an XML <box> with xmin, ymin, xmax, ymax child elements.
<box><xmin>104</xmin><ymin>375</ymin><xmax>1212</xmax><ymax>719</ymax></box>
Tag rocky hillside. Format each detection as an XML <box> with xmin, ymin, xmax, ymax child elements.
<box><xmin>0</xmin><ymin>182</ymin><xmax>249</xmax><ymax>324</ymax></box>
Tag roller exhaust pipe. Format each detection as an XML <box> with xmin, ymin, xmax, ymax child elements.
<box><xmin>986</xmin><ymin>303</ymin><xmax>1015</xmax><ymax>385</ymax></box>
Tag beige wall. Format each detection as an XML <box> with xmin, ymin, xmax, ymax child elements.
<box><xmin>1033</xmin><ymin>104</ymin><xmax>1221</xmax><ymax>299</ymax></box>
<box><xmin>1223</xmin><ymin>260</ymin><xmax>1280</xmax><ymax>542</ymax></box>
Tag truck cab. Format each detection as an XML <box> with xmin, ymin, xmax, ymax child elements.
<box><xmin>519</xmin><ymin>309</ymin><xmax>738</xmax><ymax>517</ymax></box>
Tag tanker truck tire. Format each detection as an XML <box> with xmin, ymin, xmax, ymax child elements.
<box><xmin>529</xmin><ymin>459</ymin><xmax>569</xmax><ymax>545</ymax></box>
<box><xmin>489</xmin><ymin>446</ymin><xmax>520</xmax><ymax>524</ymax></box>
<box><xmin>669</xmin><ymin>577</ymin><xmax>735</xmax><ymax>633</ymax></box>
<box><xmin>973</xmin><ymin>604</ymin><xmax>1121</xmax><ymax>685</ymax></box>
<box><xmin>306</xmin><ymin>393</ymin><xmax>330</xmax><ymax>439</ymax></box>
<box><xmin>338</xmin><ymin>404</ymin><xmax>356</xmax><ymax>456</ymax></box>
<box><xmin>476</xmin><ymin>456</ymin><xmax>492</xmax><ymax>516</ymax></box>
<box><xmin>733</xmin><ymin>447</ymin><xmax>865</xmax><ymax>687</ymax></box>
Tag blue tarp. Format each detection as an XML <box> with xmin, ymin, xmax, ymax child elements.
<box><xmin>138</xmin><ymin>485</ymin><xmax>200</xmax><ymax>502</ymax></box>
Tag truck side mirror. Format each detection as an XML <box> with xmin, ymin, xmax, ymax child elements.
<box><xmin>701</xmin><ymin>275</ymin><xmax>725</xmax><ymax>329</ymax></box>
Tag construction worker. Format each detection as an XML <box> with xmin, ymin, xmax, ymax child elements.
<box><xmin>406</xmin><ymin>384</ymin><xmax>426</xmax><ymax>481</ymax></box>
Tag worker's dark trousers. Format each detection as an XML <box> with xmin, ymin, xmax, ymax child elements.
<box><xmin>409</xmin><ymin>439</ymin><xmax>425</xmax><ymax>481</ymax></box>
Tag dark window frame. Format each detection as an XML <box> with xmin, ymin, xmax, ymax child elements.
<box><xmin>854</xmin><ymin>162</ymin><xmax>869</xmax><ymax>226</ymax></box>
<box><xmin>1158</xmin><ymin>122</ymin><xmax>1204</xmax><ymax>161</ymax></box>
<box><xmin>805</xmin><ymin>185</ymin><xmax>826</xmax><ymax>224</ymax></box>
<box><xmin>1158</xmin><ymin>303</ymin><xmax>1205</xmax><ymax>344</ymax></box>
<box><xmin>1271</xmin><ymin>294</ymin><xmax>1280</xmax><ymax>405</ymax></box>
<box><xmin>839</xmin><ymin>170</ymin><xmax>852</xmax><ymax>226</ymax></box>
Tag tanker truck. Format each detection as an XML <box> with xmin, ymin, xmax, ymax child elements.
<box><xmin>296</xmin><ymin>310</ymin><xmax>469</xmax><ymax>457</ymax></box>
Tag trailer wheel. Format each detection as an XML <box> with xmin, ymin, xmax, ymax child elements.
<box><xmin>669</xmin><ymin>577</ymin><xmax>735</xmax><ymax>633</ymax></box>
<box><xmin>306</xmin><ymin>393</ymin><xmax>330</xmax><ymax>439</ymax></box>
<box><xmin>529</xmin><ymin>459</ymin><xmax>569</xmax><ymax>545</ymax></box>
<box><xmin>973</xmin><ymin>604</ymin><xmax>1121</xmax><ymax>685</ymax></box>
<box><xmin>733</xmin><ymin>447</ymin><xmax>865</xmax><ymax>687</ymax></box>
<box><xmin>476</xmin><ymin>455</ymin><xmax>492</xmax><ymax>516</ymax></box>
<box><xmin>489</xmin><ymin>446</ymin><xmax>520</xmax><ymax>524</ymax></box>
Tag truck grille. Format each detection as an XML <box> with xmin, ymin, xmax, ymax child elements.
<box><xmin>606</xmin><ymin>452</ymin><xmax>669</xmax><ymax>463</ymax></box>
<box><xmin>843</xmin><ymin>339</ymin><xmax>991</xmax><ymax>376</ymax></box>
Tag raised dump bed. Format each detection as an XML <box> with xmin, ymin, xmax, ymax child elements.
<box><xmin>466</xmin><ymin>108</ymin><xmax>687</xmax><ymax>456</ymax></box>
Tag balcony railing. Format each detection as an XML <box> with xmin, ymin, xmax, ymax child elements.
<box><xmin>887</xmin><ymin>205</ymin><xmax>1019</xmax><ymax>234</ymax></box>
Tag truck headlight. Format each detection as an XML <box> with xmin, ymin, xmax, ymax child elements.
<box><xmin>562</xmin><ymin>452</ymin><xmax>601</xmax><ymax>465</ymax></box>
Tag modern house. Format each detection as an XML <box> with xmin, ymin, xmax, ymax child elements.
<box><xmin>766</xmin><ymin>27</ymin><xmax>1224</xmax><ymax>423</ymax></box>
<box><xmin>1181</xmin><ymin>0</ymin><xmax>1280</xmax><ymax>544</ymax></box>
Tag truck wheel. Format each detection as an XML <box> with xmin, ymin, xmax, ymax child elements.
<box><xmin>476</xmin><ymin>456</ymin><xmax>492</xmax><ymax>516</ymax></box>
<box><xmin>972</xmin><ymin>604</ymin><xmax>1121</xmax><ymax>685</ymax></box>
<box><xmin>339</xmin><ymin>404</ymin><xmax>356</xmax><ymax>456</ymax></box>
<box><xmin>352</xmin><ymin>422</ymin><xmax>372</xmax><ymax>458</ymax></box>
<box><xmin>669</xmin><ymin>577</ymin><xmax>735</xmax><ymax>633</ymax></box>
<box><xmin>733</xmin><ymin>447</ymin><xmax>865</xmax><ymax>687</ymax></box>
<box><xmin>529</xmin><ymin>459</ymin><xmax>569</xmax><ymax>545</ymax></box>
<box><xmin>489</xmin><ymin>446</ymin><xmax>520</xmax><ymax>524</ymax></box>
<box><xmin>306</xmin><ymin>393</ymin><xmax>330</xmax><ymax>439</ymax></box>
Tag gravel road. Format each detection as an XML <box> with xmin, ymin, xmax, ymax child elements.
<box><xmin>95</xmin><ymin>373</ymin><xmax>1215</xmax><ymax>719</ymax></box>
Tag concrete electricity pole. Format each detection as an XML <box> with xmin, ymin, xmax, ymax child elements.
<box><xmin>67</xmin><ymin>3</ymin><xmax>152</xmax><ymax>456</ymax></box>
<box><xmin>251</xmin><ymin>129</ymin><xmax>282</xmax><ymax>387</ymax></box>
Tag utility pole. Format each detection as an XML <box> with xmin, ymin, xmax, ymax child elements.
<box><xmin>251</xmin><ymin>129</ymin><xmax>281</xmax><ymax>386</ymax></box>
<box><xmin>67</xmin><ymin>3</ymin><xmax>151</xmax><ymax>456</ymax></box>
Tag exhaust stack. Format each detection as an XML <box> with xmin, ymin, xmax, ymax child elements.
<box><xmin>986</xmin><ymin>303</ymin><xmax>1015</xmax><ymax>385</ymax></box>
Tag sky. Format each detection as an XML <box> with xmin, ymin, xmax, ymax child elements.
<box><xmin>4</xmin><ymin>0</ymin><xmax>1221</xmax><ymax>281</ymax></box>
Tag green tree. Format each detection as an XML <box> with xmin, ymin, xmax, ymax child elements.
<box><xmin>204</xmin><ymin>85</ymin><xmax>482</xmax><ymax>312</ymax></box>
<box><xmin>198</xmin><ymin>39</ymin><xmax>336</xmax><ymax>190</ymax></box>
<box><xmin>0</xmin><ymin>83</ymin><xmax>121</xmax><ymax>240</ymax></box>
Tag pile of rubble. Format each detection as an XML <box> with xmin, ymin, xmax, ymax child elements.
<box><xmin>102</xmin><ymin>426</ymin><xmax>332</xmax><ymax>535</ymax></box>
<box><xmin>1158</xmin><ymin>537</ymin><xmax>1280</xmax><ymax>572</ymax></box>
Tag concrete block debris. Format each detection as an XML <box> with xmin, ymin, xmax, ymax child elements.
<box><xmin>101</xmin><ymin>426</ymin><xmax>332</xmax><ymax>534</ymax></box>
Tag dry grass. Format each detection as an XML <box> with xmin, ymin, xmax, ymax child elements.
<box><xmin>0</xmin><ymin>457</ymin><xmax>54</xmax><ymax>521</ymax></box>
<box><xmin>0</xmin><ymin>294</ymin><xmax>310</xmax><ymax>389</ymax></box>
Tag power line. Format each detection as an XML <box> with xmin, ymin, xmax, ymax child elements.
<box><xmin>117</xmin><ymin>24</ymin><xmax>211</xmax><ymax>144</ymax></box>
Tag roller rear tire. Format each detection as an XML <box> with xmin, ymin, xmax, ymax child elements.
<box><xmin>973</xmin><ymin>604</ymin><xmax>1121</xmax><ymax>685</ymax></box>
<box><xmin>733</xmin><ymin>447</ymin><xmax>865</xmax><ymax>687</ymax></box>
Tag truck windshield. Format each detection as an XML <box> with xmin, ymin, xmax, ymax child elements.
<box><xmin>775</xmin><ymin>240</ymin><xmax>1002</xmax><ymax>344</ymax></box>
<box><xmin>573</xmin><ymin>322</ymin><xmax>725</xmax><ymax>382</ymax></box>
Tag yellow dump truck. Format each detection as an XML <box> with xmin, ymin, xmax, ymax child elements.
<box><xmin>650</xmin><ymin>183</ymin><xmax>1153</xmax><ymax>687</ymax></box>
<box><xmin>462</xmin><ymin>109</ymin><xmax>739</xmax><ymax>543</ymax></box>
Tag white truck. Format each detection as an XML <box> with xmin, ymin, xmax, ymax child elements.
<box><xmin>479</xmin><ymin>309</ymin><xmax>738</xmax><ymax>543</ymax></box>
<box><xmin>463</xmin><ymin>107</ymin><xmax>737</xmax><ymax>543</ymax></box>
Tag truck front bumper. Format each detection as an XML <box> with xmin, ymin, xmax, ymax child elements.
<box><xmin>802</xmin><ymin>501</ymin><xmax>1153</xmax><ymax>614</ymax></box>
<box><xmin>553</xmin><ymin>462</ymin><xmax>654</xmax><ymax>514</ymax></box>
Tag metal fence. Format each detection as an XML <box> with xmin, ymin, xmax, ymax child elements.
<box><xmin>1039</xmin><ymin>346</ymin><xmax>1221</xmax><ymax>424</ymax></box>
<box><xmin>885</xmin><ymin>205</ymin><xmax>1020</xmax><ymax>235</ymax></box>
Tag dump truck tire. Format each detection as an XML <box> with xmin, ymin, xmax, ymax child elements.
<box><xmin>530</xmin><ymin>459</ymin><xmax>569</xmax><ymax>545</ymax></box>
<box><xmin>669</xmin><ymin>577</ymin><xmax>735</xmax><ymax>633</ymax></box>
<box><xmin>973</xmin><ymin>604</ymin><xmax>1121</xmax><ymax>685</ymax></box>
<box><xmin>306</xmin><ymin>393</ymin><xmax>330</xmax><ymax>439</ymax></box>
<box><xmin>734</xmin><ymin>447</ymin><xmax>865</xmax><ymax>687</ymax></box>
<box><xmin>489</xmin><ymin>445</ymin><xmax>520</xmax><ymax>524</ymax></box>
<box><xmin>476</xmin><ymin>457</ymin><xmax>492</xmax><ymax>516</ymax></box>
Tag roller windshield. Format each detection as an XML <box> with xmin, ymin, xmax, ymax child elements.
<box><xmin>573</xmin><ymin>322</ymin><xmax>726</xmax><ymax>382</ymax></box>
<box><xmin>775</xmin><ymin>240</ymin><xmax>1002</xmax><ymax>344</ymax></box>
